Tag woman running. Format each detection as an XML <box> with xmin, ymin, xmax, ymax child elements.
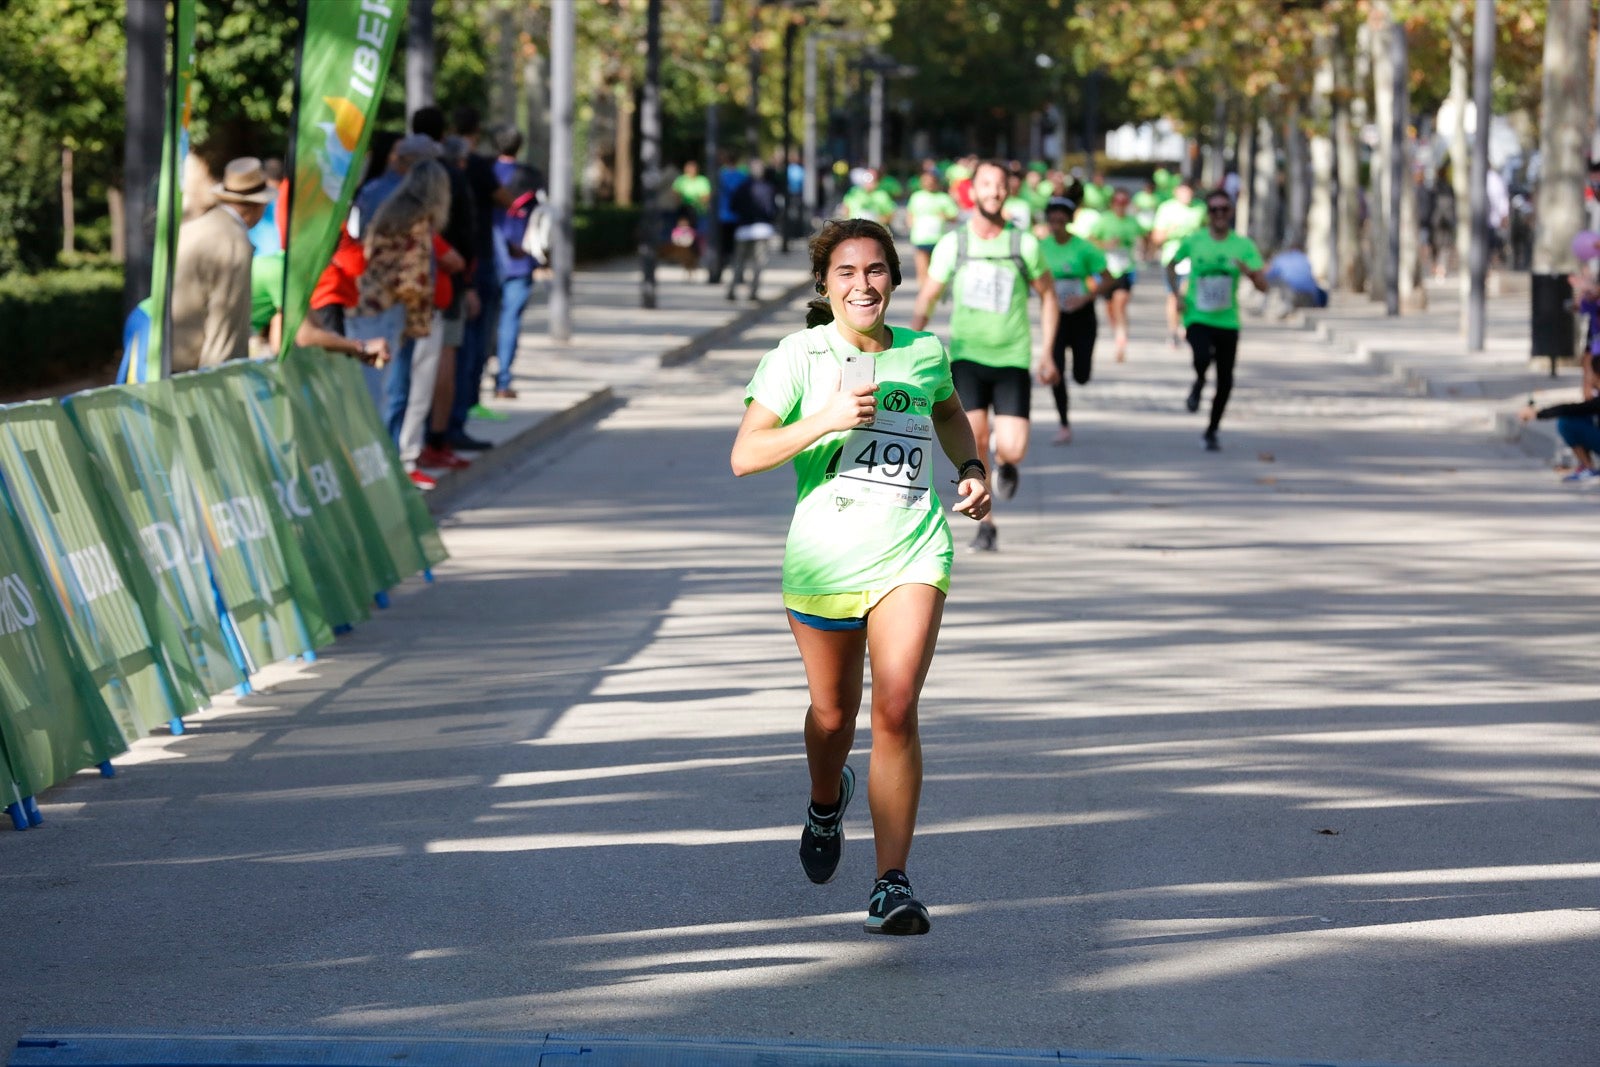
<box><xmin>1041</xmin><ymin>195</ymin><xmax>1115</xmax><ymax>444</ymax></box>
<box><xmin>1089</xmin><ymin>187</ymin><xmax>1146</xmax><ymax>362</ymax></box>
<box><xmin>1166</xmin><ymin>189</ymin><xmax>1267</xmax><ymax>451</ymax></box>
<box><xmin>731</xmin><ymin>218</ymin><xmax>992</xmax><ymax>936</ymax></box>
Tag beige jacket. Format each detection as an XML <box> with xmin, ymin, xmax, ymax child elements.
<box><xmin>170</xmin><ymin>206</ymin><xmax>254</xmax><ymax>373</ymax></box>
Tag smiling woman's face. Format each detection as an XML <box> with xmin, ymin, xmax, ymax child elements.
<box><xmin>823</xmin><ymin>236</ymin><xmax>895</xmax><ymax>335</ymax></box>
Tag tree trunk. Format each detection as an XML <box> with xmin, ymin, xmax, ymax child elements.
<box><xmin>1251</xmin><ymin>111</ymin><xmax>1280</xmax><ymax>249</ymax></box>
<box><xmin>1368</xmin><ymin>12</ymin><xmax>1391</xmax><ymax>303</ymax></box>
<box><xmin>1309</xmin><ymin>29</ymin><xmax>1337</xmax><ymax>285</ymax></box>
<box><xmin>1393</xmin><ymin>22</ymin><xmax>1422</xmax><ymax>311</ymax></box>
<box><xmin>405</xmin><ymin>0</ymin><xmax>435</xmax><ymax>114</ymax></box>
<box><xmin>108</xmin><ymin>185</ymin><xmax>125</xmax><ymax>263</ymax></box>
<box><xmin>1532</xmin><ymin>0</ymin><xmax>1591</xmax><ymax>276</ymax></box>
<box><xmin>522</xmin><ymin>31</ymin><xmax>551</xmax><ymax>170</ymax></box>
<box><xmin>1236</xmin><ymin>105</ymin><xmax>1255</xmax><ymax>237</ymax></box>
<box><xmin>614</xmin><ymin>79</ymin><xmax>635</xmax><ymax>206</ymax></box>
<box><xmin>1449</xmin><ymin>0</ymin><xmax>1471</xmax><ymax>295</ymax></box>
<box><xmin>60</xmin><ymin>145</ymin><xmax>75</xmax><ymax>256</ymax></box>
<box><xmin>490</xmin><ymin>6</ymin><xmax>518</xmax><ymax>128</ymax></box>
<box><xmin>1285</xmin><ymin>96</ymin><xmax>1309</xmax><ymax>249</ymax></box>
<box><xmin>1336</xmin><ymin>28</ymin><xmax>1363</xmax><ymax>292</ymax></box>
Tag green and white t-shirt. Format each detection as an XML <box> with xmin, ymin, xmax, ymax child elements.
<box><xmin>1001</xmin><ymin>196</ymin><xmax>1033</xmax><ymax>231</ymax></box>
<box><xmin>1089</xmin><ymin>212</ymin><xmax>1147</xmax><ymax>278</ymax></box>
<box><xmin>1153</xmin><ymin>198</ymin><xmax>1206</xmax><ymax>265</ymax></box>
<box><xmin>1040</xmin><ymin>234</ymin><xmax>1107</xmax><ymax>309</ymax></box>
<box><xmin>1171</xmin><ymin>230</ymin><xmax>1264</xmax><ymax>331</ymax></box>
<box><xmin>745</xmin><ymin>324</ymin><xmax>956</xmax><ymax>597</ymax></box>
<box><xmin>906</xmin><ymin>189</ymin><xmax>959</xmax><ymax>248</ymax></box>
<box><xmin>1068</xmin><ymin>206</ymin><xmax>1101</xmax><ymax>242</ymax></box>
<box><xmin>843</xmin><ymin>187</ymin><xmax>896</xmax><ymax>221</ymax></box>
<box><xmin>927</xmin><ymin>223</ymin><xmax>1048</xmax><ymax>369</ymax></box>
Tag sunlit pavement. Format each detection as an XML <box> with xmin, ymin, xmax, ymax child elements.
<box><xmin>4</xmin><ymin>269</ymin><xmax>1596</xmax><ymax>1067</ymax></box>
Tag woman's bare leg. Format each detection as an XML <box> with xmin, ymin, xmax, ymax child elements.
<box><xmin>863</xmin><ymin>583</ymin><xmax>944</xmax><ymax>875</ymax></box>
<box><xmin>788</xmin><ymin>614</ymin><xmax>866</xmax><ymax>806</ymax></box>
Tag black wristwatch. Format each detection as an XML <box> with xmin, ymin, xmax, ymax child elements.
<box><xmin>957</xmin><ymin>459</ymin><xmax>988</xmax><ymax>483</ymax></box>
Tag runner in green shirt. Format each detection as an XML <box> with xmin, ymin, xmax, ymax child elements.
<box><xmin>910</xmin><ymin>159</ymin><xmax>1059</xmax><ymax>552</ymax></box>
<box><xmin>1166</xmin><ymin>189</ymin><xmax>1268</xmax><ymax>451</ymax></box>
<box><xmin>904</xmin><ymin>170</ymin><xmax>960</xmax><ymax>283</ymax></box>
<box><xmin>671</xmin><ymin>160</ymin><xmax>712</xmax><ymax>220</ymax></box>
<box><xmin>1088</xmin><ymin>187</ymin><xmax>1148</xmax><ymax>363</ymax></box>
<box><xmin>1151</xmin><ymin>182</ymin><xmax>1206</xmax><ymax>348</ymax></box>
<box><xmin>1041</xmin><ymin>194</ymin><xmax>1115</xmax><ymax>444</ymax></box>
<box><xmin>732</xmin><ymin>218</ymin><xmax>991</xmax><ymax>937</ymax></box>
<box><xmin>841</xmin><ymin>172</ymin><xmax>896</xmax><ymax>225</ymax></box>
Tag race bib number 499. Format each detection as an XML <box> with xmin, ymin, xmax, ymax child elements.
<box><xmin>1194</xmin><ymin>273</ymin><xmax>1234</xmax><ymax>312</ymax></box>
<box><xmin>959</xmin><ymin>261</ymin><xmax>1015</xmax><ymax>314</ymax></box>
<box><xmin>834</xmin><ymin>406</ymin><xmax>934</xmax><ymax>510</ymax></box>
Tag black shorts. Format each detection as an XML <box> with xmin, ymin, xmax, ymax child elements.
<box><xmin>1105</xmin><ymin>273</ymin><xmax>1134</xmax><ymax>294</ymax></box>
<box><xmin>951</xmin><ymin>360</ymin><xmax>1031</xmax><ymax>418</ymax></box>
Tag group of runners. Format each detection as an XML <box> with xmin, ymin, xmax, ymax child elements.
<box><xmin>732</xmin><ymin>158</ymin><xmax>1268</xmax><ymax>936</ymax></box>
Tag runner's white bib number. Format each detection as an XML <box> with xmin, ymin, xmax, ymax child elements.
<box><xmin>960</xmin><ymin>261</ymin><xmax>1015</xmax><ymax>314</ymax></box>
<box><xmin>1106</xmin><ymin>250</ymin><xmax>1131</xmax><ymax>276</ymax></box>
<box><xmin>1194</xmin><ymin>274</ymin><xmax>1234</xmax><ymax>312</ymax></box>
<box><xmin>1055</xmin><ymin>277</ymin><xmax>1084</xmax><ymax>302</ymax></box>
<box><xmin>835</xmin><ymin>408</ymin><xmax>934</xmax><ymax>511</ymax></box>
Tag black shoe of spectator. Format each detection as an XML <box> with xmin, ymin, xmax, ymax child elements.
<box><xmin>446</xmin><ymin>433</ymin><xmax>495</xmax><ymax>451</ymax></box>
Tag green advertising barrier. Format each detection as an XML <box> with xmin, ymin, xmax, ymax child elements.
<box><xmin>0</xmin><ymin>475</ymin><xmax>127</xmax><ymax>806</ymax></box>
<box><xmin>0</xmin><ymin>402</ymin><xmax>205</xmax><ymax>740</ymax></box>
<box><xmin>285</xmin><ymin>350</ymin><xmax>446</xmax><ymax>576</ymax></box>
<box><xmin>168</xmin><ymin>371</ymin><xmax>334</xmax><ymax>668</ymax></box>
<box><xmin>220</xmin><ymin>360</ymin><xmax>380</xmax><ymax>629</ymax></box>
<box><xmin>64</xmin><ymin>383</ymin><xmax>247</xmax><ymax>697</ymax></box>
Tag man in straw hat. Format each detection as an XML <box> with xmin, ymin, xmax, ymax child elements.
<box><xmin>170</xmin><ymin>156</ymin><xmax>276</xmax><ymax>373</ymax></box>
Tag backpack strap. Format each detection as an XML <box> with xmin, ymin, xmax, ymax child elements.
<box><xmin>1009</xmin><ymin>226</ymin><xmax>1029</xmax><ymax>283</ymax></box>
<box><xmin>955</xmin><ymin>225</ymin><xmax>968</xmax><ymax>277</ymax></box>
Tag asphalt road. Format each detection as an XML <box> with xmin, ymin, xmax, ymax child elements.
<box><xmin>3</xmin><ymin>279</ymin><xmax>1597</xmax><ymax>1067</ymax></box>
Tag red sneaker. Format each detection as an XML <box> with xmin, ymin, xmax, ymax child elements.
<box><xmin>418</xmin><ymin>446</ymin><xmax>471</xmax><ymax>470</ymax></box>
<box><xmin>408</xmin><ymin>469</ymin><xmax>438</xmax><ymax>490</ymax></box>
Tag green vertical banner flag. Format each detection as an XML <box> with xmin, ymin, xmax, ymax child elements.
<box><xmin>169</xmin><ymin>372</ymin><xmax>335</xmax><ymax>668</ymax></box>
<box><xmin>140</xmin><ymin>0</ymin><xmax>198</xmax><ymax>383</ymax></box>
<box><xmin>64</xmin><ymin>384</ymin><xmax>246</xmax><ymax>696</ymax></box>
<box><xmin>0</xmin><ymin>475</ymin><xmax>127</xmax><ymax>806</ymax></box>
<box><xmin>0</xmin><ymin>402</ymin><xmax>205</xmax><ymax>741</ymax></box>
<box><xmin>281</xmin><ymin>0</ymin><xmax>402</xmax><ymax>348</ymax></box>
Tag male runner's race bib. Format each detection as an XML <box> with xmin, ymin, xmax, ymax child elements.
<box><xmin>1055</xmin><ymin>277</ymin><xmax>1085</xmax><ymax>302</ymax></box>
<box><xmin>1106</xmin><ymin>250</ymin><xmax>1131</xmax><ymax>276</ymax></box>
<box><xmin>833</xmin><ymin>406</ymin><xmax>934</xmax><ymax>511</ymax></box>
<box><xmin>960</xmin><ymin>261</ymin><xmax>1015</xmax><ymax>314</ymax></box>
<box><xmin>1194</xmin><ymin>274</ymin><xmax>1234</xmax><ymax>312</ymax></box>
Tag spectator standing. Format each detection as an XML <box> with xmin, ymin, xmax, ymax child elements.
<box><xmin>444</xmin><ymin>105</ymin><xmax>513</xmax><ymax>452</ymax></box>
<box><xmin>672</xmin><ymin>159</ymin><xmax>712</xmax><ymax>223</ymax></box>
<box><xmin>489</xmin><ymin>127</ymin><xmax>544</xmax><ymax>402</ymax></box>
<box><xmin>355</xmin><ymin>159</ymin><xmax>458</xmax><ymax>489</ymax></box>
<box><xmin>1262</xmin><ymin>243</ymin><xmax>1328</xmax><ymax>315</ymax></box>
<box><xmin>726</xmin><ymin>161</ymin><xmax>778</xmax><ymax>302</ymax></box>
<box><xmin>169</xmin><ymin>157</ymin><xmax>275</xmax><ymax>373</ymax></box>
<box><xmin>709</xmin><ymin>151</ymin><xmax>748</xmax><ymax>284</ymax></box>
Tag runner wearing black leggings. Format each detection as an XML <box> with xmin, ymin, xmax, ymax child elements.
<box><xmin>1165</xmin><ymin>190</ymin><xmax>1267</xmax><ymax>451</ymax></box>
<box><xmin>1040</xmin><ymin>196</ymin><xmax>1115</xmax><ymax>445</ymax></box>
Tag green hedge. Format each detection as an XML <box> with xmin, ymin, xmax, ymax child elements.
<box><xmin>0</xmin><ymin>268</ymin><xmax>123</xmax><ymax>396</ymax></box>
<box><xmin>575</xmin><ymin>205</ymin><xmax>643</xmax><ymax>264</ymax></box>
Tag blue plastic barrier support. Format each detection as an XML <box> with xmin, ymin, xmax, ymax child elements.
<box><xmin>6</xmin><ymin>802</ymin><xmax>27</xmax><ymax>831</ymax></box>
<box><xmin>22</xmin><ymin>796</ymin><xmax>41</xmax><ymax>827</ymax></box>
<box><xmin>98</xmin><ymin>762</ymin><xmax>115</xmax><ymax>778</ymax></box>
<box><xmin>302</xmin><ymin>650</ymin><xmax>317</xmax><ymax>664</ymax></box>
<box><xmin>424</xmin><ymin>569</ymin><xmax>434</xmax><ymax>583</ymax></box>
<box><xmin>374</xmin><ymin>591</ymin><xmax>390</xmax><ymax>610</ymax></box>
<box><xmin>332</xmin><ymin>624</ymin><xmax>353</xmax><ymax>636</ymax></box>
<box><xmin>234</xmin><ymin>682</ymin><xmax>252</xmax><ymax>697</ymax></box>
<box><xmin>169</xmin><ymin>717</ymin><xmax>185</xmax><ymax>736</ymax></box>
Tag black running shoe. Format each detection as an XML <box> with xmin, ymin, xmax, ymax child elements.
<box><xmin>1202</xmin><ymin>430</ymin><xmax>1220</xmax><ymax>452</ymax></box>
<box><xmin>995</xmin><ymin>461</ymin><xmax>1019</xmax><ymax>500</ymax></box>
<box><xmin>1185</xmin><ymin>380</ymin><xmax>1203</xmax><ymax>413</ymax></box>
<box><xmin>799</xmin><ymin>764</ymin><xmax>855</xmax><ymax>884</ymax></box>
<box><xmin>864</xmin><ymin>870</ymin><xmax>931</xmax><ymax>936</ymax></box>
<box><xmin>968</xmin><ymin>520</ymin><xmax>997</xmax><ymax>552</ymax></box>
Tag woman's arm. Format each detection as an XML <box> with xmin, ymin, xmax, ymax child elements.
<box><xmin>931</xmin><ymin>393</ymin><xmax>991</xmax><ymax>519</ymax></box>
<box><xmin>731</xmin><ymin>388</ymin><xmax>876</xmax><ymax>477</ymax></box>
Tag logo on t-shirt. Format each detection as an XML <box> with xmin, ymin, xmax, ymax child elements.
<box><xmin>883</xmin><ymin>389</ymin><xmax>911</xmax><ymax>413</ymax></box>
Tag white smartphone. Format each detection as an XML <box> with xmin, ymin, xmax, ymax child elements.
<box><xmin>840</xmin><ymin>353</ymin><xmax>876</xmax><ymax>393</ymax></box>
